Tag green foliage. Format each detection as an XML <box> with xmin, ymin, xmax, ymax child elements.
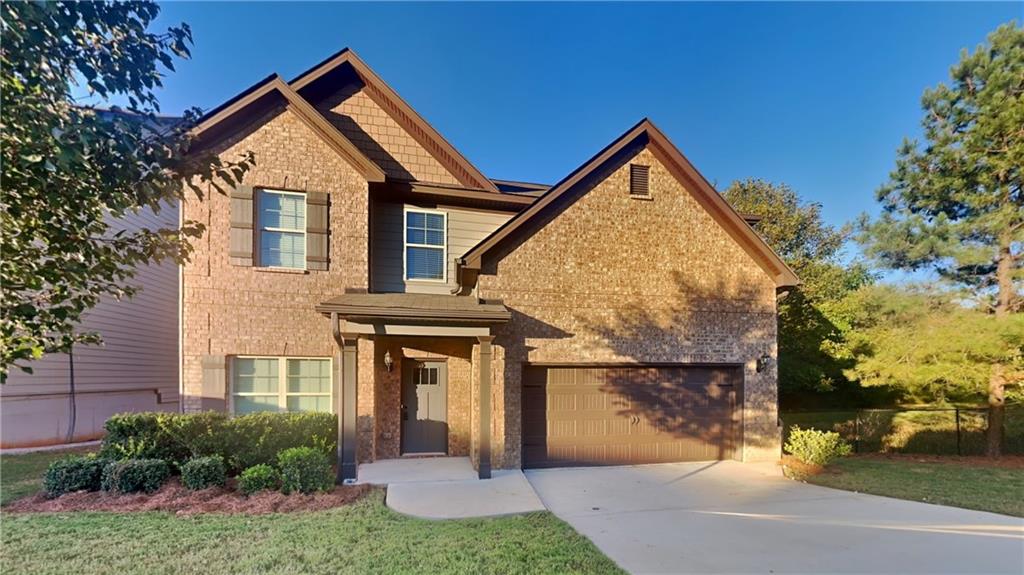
<box><xmin>842</xmin><ymin>285</ymin><xmax>1024</xmax><ymax>404</ymax></box>
<box><xmin>101</xmin><ymin>459</ymin><xmax>169</xmax><ymax>494</ymax></box>
<box><xmin>722</xmin><ymin>179</ymin><xmax>874</xmax><ymax>404</ymax></box>
<box><xmin>237</xmin><ymin>464</ymin><xmax>280</xmax><ymax>496</ymax></box>
<box><xmin>0</xmin><ymin>1</ymin><xmax>252</xmax><ymax>377</ymax></box>
<box><xmin>784</xmin><ymin>426</ymin><xmax>852</xmax><ymax>466</ymax></box>
<box><xmin>278</xmin><ymin>447</ymin><xmax>333</xmax><ymax>495</ymax></box>
<box><xmin>180</xmin><ymin>455</ymin><xmax>227</xmax><ymax>490</ymax></box>
<box><xmin>857</xmin><ymin>22</ymin><xmax>1022</xmax><ymax>313</ymax></box>
<box><xmin>100</xmin><ymin>411</ymin><xmax>335</xmax><ymax>473</ymax></box>
<box><xmin>42</xmin><ymin>454</ymin><xmax>108</xmax><ymax>497</ymax></box>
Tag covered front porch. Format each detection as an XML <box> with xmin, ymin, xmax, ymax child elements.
<box><xmin>316</xmin><ymin>293</ymin><xmax>510</xmax><ymax>483</ymax></box>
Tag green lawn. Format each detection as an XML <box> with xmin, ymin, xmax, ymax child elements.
<box><xmin>806</xmin><ymin>456</ymin><xmax>1024</xmax><ymax>517</ymax></box>
<box><xmin>0</xmin><ymin>450</ymin><xmax>622</xmax><ymax>575</ymax></box>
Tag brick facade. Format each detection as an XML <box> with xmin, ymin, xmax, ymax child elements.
<box><xmin>182</xmin><ymin>70</ymin><xmax>784</xmax><ymax>470</ymax></box>
<box><xmin>477</xmin><ymin>147</ymin><xmax>781</xmax><ymax>466</ymax></box>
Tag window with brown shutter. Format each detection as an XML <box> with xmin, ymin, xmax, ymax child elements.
<box><xmin>630</xmin><ymin>164</ymin><xmax>650</xmax><ymax>197</ymax></box>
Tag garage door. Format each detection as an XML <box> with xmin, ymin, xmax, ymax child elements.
<box><xmin>522</xmin><ymin>365</ymin><xmax>741</xmax><ymax>468</ymax></box>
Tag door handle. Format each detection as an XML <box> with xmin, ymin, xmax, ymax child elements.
<box><xmin>401</xmin><ymin>404</ymin><xmax>408</xmax><ymax>421</ymax></box>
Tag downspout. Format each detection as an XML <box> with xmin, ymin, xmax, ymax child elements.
<box><xmin>450</xmin><ymin>258</ymin><xmax>466</xmax><ymax>295</ymax></box>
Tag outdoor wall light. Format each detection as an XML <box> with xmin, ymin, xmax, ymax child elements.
<box><xmin>756</xmin><ymin>353</ymin><xmax>772</xmax><ymax>373</ymax></box>
<box><xmin>384</xmin><ymin>350</ymin><xmax>393</xmax><ymax>372</ymax></box>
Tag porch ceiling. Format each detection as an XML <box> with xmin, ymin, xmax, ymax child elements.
<box><xmin>316</xmin><ymin>293</ymin><xmax>511</xmax><ymax>324</ymax></box>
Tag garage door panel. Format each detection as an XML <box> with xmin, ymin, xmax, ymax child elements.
<box><xmin>522</xmin><ymin>365</ymin><xmax>741</xmax><ymax>468</ymax></box>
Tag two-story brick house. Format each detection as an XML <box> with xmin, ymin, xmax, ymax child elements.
<box><xmin>184</xmin><ymin>49</ymin><xmax>798</xmax><ymax>481</ymax></box>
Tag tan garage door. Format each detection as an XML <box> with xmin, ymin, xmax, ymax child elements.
<box><xmin>522</xmin><ymin>365</ymin><xmax>742</xmax><ymax>469</ymax></box>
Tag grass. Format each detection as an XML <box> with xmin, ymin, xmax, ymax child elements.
<box><xmin>782</xmin><ymin>405</ymin><xmax>1024</xmax><ymax>455</ymax></box>
<box><xmin>805</xmin><ymin>456</ymin><xmax>1024</xmax><ymax>517</ymax></box>
<box><xmin>0</xmin><ymin>450</ymin><xmax>623</xmax><ymax>575</ymax></box>
<box><xmin>0</xmin><ymin>447</ymin><xmax>94</xmax><ymax>505</ymax></box>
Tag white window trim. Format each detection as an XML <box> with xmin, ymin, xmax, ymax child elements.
<box><xmin>402</xmin><ymin>206</ymin><xmax>448</xmax><ymax>283</ymax></box>
<box><xmin>229</xmin><ymin>355</ymin><xmax>333</xmax><ymax>414</ymax></box>
<box><xmin>257</xmin><ymin>188</ymin><xmax>308</xmax><ymax>271</ymax></box>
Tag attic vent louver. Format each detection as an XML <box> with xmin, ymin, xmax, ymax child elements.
<box><xmin>630</xmin><ymin>164</ymin><xmax>650</xmax><ymax>197</ymax></box>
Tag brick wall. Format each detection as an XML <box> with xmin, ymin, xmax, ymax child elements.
<box><xmin>181</xmin><ymin>106</ymin><xmax>374</xmax><ymax>446</ymax></box>
<box><xmin>477</xmin><ymin>147</ymin><xmax>781</xmax><ymax>467</ymax></box>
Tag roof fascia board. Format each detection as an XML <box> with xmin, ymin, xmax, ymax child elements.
<box><xmin>290</xmin><ymin>49</ymin><xmax>499</xmax><ymax>192</ymax></box>
<box><xmin>191</xmin><ymin>75</ymin><xmax>385</xmax><ymax>183</ymax></box>
<box><xmin>461</xmin><ymin>119</ymin><xmax>799</xmax><ymax>288</ymax></box>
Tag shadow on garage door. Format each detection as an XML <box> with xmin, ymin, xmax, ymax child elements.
<box><xmin>522</xmin><ymin>364</ymin><xmax>744</xmax><ymax>468</ymax></box>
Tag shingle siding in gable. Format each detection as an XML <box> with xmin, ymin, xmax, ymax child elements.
<box><xmin>315</xmin><ymin>82</ymin><xmax>461</xmax><ymax>185</ymax></box>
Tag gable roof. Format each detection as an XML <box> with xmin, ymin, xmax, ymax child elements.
<box><xmin>191</xmin><ymin>74</ymin><xmax>386</xmax><ymax>183</ymax></box>
<box><xmin>290</xmin><ymin>48</ymin><xmax>499</xmax><ymax>193</ymax></box>
<box><xmin>459</xmin><ymin>119</ymin><xmax>800</xmax><ymax>288</ymax></box>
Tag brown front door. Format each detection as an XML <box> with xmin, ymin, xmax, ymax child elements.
<box><xmin>522</xmin><ymin>365</ymin><xmax>741</xmax><ymax>468</ymax></box>
<box><xmin>401</xmin><ymin>360</ymin><xmax>448</xmax><ymax>454</ymax></box>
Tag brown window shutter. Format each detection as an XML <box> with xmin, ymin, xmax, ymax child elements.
<box><xmin>200</xmin><ymin>355</ymin><xmax>227</xmax><ymax>412</ymax></box>
<box><xmin>306</xmin><ymin>191</ymin><xmax>330</xmax><ymax>271</ymax></box>
<box><xmin>630</xmin><ymin>164</ymin><xmax>650</xmax><ymax>197</ymax></box>
<box><xmin>229</xmin><ymin>185</ymin><xmax>254</xmax><ymax>266</ymax></box>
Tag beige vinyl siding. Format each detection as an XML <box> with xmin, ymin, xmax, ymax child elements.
<box><xmin>1</xmin><ymin>202</ymin><xmax>180</xmax><ymax>447</ymax></box>
<box><xmin>371</xmin><ymin>200</ymin><xmax>513</xmax><ymax>294</ymax></box>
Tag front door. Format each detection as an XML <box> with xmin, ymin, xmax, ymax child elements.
<box><xmin>401</xmin><ymin>360</ymin><xmax>448</xmax><ymax>454</ymax></box>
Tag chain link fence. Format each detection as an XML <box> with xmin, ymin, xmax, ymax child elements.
<box><xmin>781</xmin><ymin>404</ymin><xmax>1024</xmax><ymax>456</ymax></box>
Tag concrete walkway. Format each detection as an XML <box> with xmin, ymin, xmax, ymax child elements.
<box><xmin>358</xmin><ymin>457</ymin><xmax>546</xmax><ymax>519</ymax></box>
<box><xmin>0</xmin><ymin>440</ymin><xmax>101</xmax><ymax>455</ymax></box>
<box><xmin>527</xmin><ymin>461</ymin><xmax>1024</xmax><ymax>574</ymax></box>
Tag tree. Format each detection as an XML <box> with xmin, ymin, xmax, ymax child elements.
<box><xmin>843</xmin><ymin>285</ymin><xmax>1024</xmax><ymax>406</ymax></box>
<box><xmin>857</xmin><ymin>22</ymin><xmax>1023</xmax><ymax>455</ymax></box>
<box><xmin>0</xmin><ymin>1</ymin><xmax>252</xmax><ymax>378</ymax></box>
<box><xmin>723</xmin><ymin>179</ymin><xmax>873</xmax><ymax>406</ymax></box>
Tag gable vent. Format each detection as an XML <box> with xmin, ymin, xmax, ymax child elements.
<box><xmin>630</xmin><ymin>164</ymin><xmax>650</xmax><ymax>197</ymax></box>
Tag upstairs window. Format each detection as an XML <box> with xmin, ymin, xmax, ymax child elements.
<box><xmin>630</xmin><ymin>164</ymin><xmax>651</xmax><ymax>197</ymax></box>
<box><xmin>405</xmin><ymin>209</ymin><xmax>446</xmax><ymax>281</ymax></box>
<box><xmin>258</xmin><ymin>189</ymin><xmax>306</xmax><ymax>269</ymax></box>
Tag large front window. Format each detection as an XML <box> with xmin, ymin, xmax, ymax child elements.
<box><xmin>232</xmin><ymin>357</ymin><xmax>331</xmax><ymax>414</ymax></box>
<box><xmin>258</xmin><ymin>189</ymin><xmax>306</xmax><ymax>269</ymax></box>
<box><xmin>405</xmin><ymin>209</ymin><xmax>446</xmax><ymax>281</ymax></box>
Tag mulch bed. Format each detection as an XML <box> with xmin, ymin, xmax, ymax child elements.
<box><xmin>779</xmin><ymin>455</ymin><xmax>824</xmax><ymax>479</ymax></box>
<box><xmin>853</xmin><ymin>453</ymin><xmax>1024</xmax><ymax>469</ymax></box>
<box><xmin>5</xmin><ymin>478</ymin><xmax>376</xmax><ymax>515</ymax></box>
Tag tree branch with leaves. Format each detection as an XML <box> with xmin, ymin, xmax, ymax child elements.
<box><xmin>0</xmin><ymin>1</ymin><xmax>252</xmax><ymax>378</ymax></box>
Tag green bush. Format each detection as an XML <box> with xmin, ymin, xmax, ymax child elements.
<box><xmin>101</xmin><ymin>459</ymin><xmax>170</xmax><ymax>494</ymax></box>
<box><xmin>42</xmin><ymin>454</ymin><xmax>109</xmax><ymax>497</ymax></box>
<box><xmin>181</xmin><ymin>455</ymin><xmax>227</xmax><ymax>490</ymax></box>
<box><xmin>278</xmin><ymin>447</ymin><xmax>333</xmax><ymax>494</ymax></box>
<box><xmin>101</xmin><ymin>411</ymin><xmax>335</xmax><ymax>472</ymax></box>
<box><xmin>237</xmin><ymin>464</ymin><xmax>280</xmax><ymax>495</ymax></box>
<box><xmin>784</xmin><ymin>426</ymin><xmax>852</xmax><ymax>466</ymax></box>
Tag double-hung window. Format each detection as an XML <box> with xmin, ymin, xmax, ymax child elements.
<box><xmin>404</xmin><ymin>209</ymin><xmax>446</xmax><ymax>281</ymax></box>
<box><xmin>232</xmin><ymin>357</ymin><xmax>332</xmax><ymax>414</ymax></box>
<box><xmin>258</xmin><ymin>189</ymin><xmax>306</xmax><ymax>269</ymax></box>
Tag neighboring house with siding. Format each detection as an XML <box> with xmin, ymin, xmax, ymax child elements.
<box><xmin>1</xmin><ymin>203</ymin><xmax>180</xmax><ymax>448</ymax></box>
<box><xmin>182</xmin><ymin>48</ymin><xmax>799</xmax><ymax>481</ymax></box>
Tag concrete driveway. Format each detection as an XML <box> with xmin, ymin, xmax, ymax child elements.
<box><xmin>525</xmin><ymin>461</ymin><xmax>1024</xmax><ymax>574</ymax></box>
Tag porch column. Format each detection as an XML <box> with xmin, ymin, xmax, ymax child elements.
<box><xmin>332</xmin><ymin>312</ymin><xmax>359</xmax><ymax>484</ymax></box>
<box><xmin>477</xmin><ymin>335</ymin><xmax>494</xmax><ymax>479</ymax></box>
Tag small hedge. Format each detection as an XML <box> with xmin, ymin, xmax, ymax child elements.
<box><xmin>181</xmin><ymin>455</ymin><xmax>227</xmax><ymax>490</ymax></box>
<box><xmin>278</xmin><ymin>447</ymin><xmax>333</xmax><ymax>495</ymax></box>
<box><xmin>237</xmin><ymin>464</ymin><xmax>280</xmax><ymax>495</ymax></box>
<box><xmin>101</xmin><ymin>459</ymin><xmax>170</xmax><ymax>494</ymax></box>
<box><xmin>43</xmin><ymin>454</ymin><xmax>109</xmax><ymax>497</ymax></box>
<box><xmin>101</xmin><ymin>411</ymin><xmax>335</xmax><ymax>473</ymax></box>
<box><xmin>785</xmin><ymin>426</ymin><xmax>852</xmax><ymax>467</ymax></box>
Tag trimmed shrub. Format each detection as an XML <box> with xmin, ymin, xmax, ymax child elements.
<box><xmin>785</xmin><ymin>426</ymin><xmax>852</xmax><ymax>466</ymax></box>
<box><xmin>278</xmin><ymin>446</ymin><xmax>333</xmax><ymax>494</ymax></box>
<box><xmin>238</xmin><ymin>464</ymin><xmax>280</xmax><ymax>495</ymax></box>
<box><xmin>43</xmin><ymin>454</ymin><xmax>109</xmax><ymax>497</ymax></box>
<box><xmin>181</xmin><ymin>455</ymin><xmax>227</xmax><ymax>490</ymax></box>
<box><xmin>100</xmin><ymin>411</ymin><xmax>335</xmax><ymax>473</ymax></box>
<box><xmin>101</xmin><ymin>459</ymin><xmax>170</xmax><ymax>494</ymax></box>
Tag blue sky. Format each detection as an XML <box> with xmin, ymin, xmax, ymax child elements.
<box><xmin>147</xmin><ymin>2</ymin><xmax>1019</xmax><ymax>234</ymax></box>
